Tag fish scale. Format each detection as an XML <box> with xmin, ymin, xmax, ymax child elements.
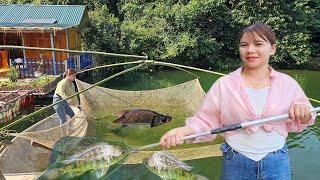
<box><xmin>144</xmin><ymin>151</ymin><xmax>208</xmax><ymax>180</ymax></box>
<box><xmin>61</xmin><ymin>143</ymin><xmax>122</xmax><ymax>165</ymax></box>
<box><xmin>38</xmin><ymin>143</ymin><xmax>129</xmax><ymax>180</ymax></box>
<box><xmin>113</xmin><ymin>109</ymin><xmax>172</xmax><ymax>127</ymax></box>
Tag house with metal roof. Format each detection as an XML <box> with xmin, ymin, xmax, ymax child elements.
<box><xmin>0</xmin><ymin>4</ymin><xmax>92</xmax><ymax>77</ymax></box>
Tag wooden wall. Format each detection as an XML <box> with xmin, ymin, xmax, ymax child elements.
<box><xmin>23</xmin><ymin>30</ymin><xmax>67</xmax><ymax>61</ymax></box>
<box><xmin>0</xmin><ymin>32</ymin><xmax>23</xmax><ymax>59</ymax></box>
<box><xmin>0</xmin><ymin>28</ymin><xmax>82</xmax><ymax>62</ymax></box>
<box><xmin>67</xmin><ymin>28</ymin><xmax>82</xmax><ymax>51</ymax></box>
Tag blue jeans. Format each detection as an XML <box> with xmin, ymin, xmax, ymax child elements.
<box><xmin>53</xmin><ymin>96</ymin><xmax>75</xmax><ymax>124</ymax></box>
<box><xmin>220</xmin><ymin>143</ymin><xmax>291</xmax><ymax>180</ymax></box>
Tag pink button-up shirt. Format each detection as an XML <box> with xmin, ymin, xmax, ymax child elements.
<box><xmin>186</xmin><ymin>67</ymin><xmax>316</xmax><ymax>142</ymax></box>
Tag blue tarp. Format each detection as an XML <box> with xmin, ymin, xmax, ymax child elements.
<box><xmin>67</xmin><ymin>53</ymin><xmax>92</xmax><ymax>70</ymax></box>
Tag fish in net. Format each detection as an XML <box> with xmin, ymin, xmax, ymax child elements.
<box><xmin>38</xmin><ymin>137</ymin><xmax>130</xmax><ymax>180</ymax></box>
<box><xmin>144</xmin><ymin>151</ymin><xmax>209</xmax><ymax>180</ymax></box>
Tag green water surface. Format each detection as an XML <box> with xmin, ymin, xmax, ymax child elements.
<box><xmin>85</xmin><ymin>68</ymin><xmax>319</xmax><ymax>180</ymax></box>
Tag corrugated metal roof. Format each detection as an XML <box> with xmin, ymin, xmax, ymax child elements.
<box><xmin>0</xmin><ymin>5</ymin><xmax>88</xmax><ymax>30</ymax></box>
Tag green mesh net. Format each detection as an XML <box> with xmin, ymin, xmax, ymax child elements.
<box><xmin>38</xmin><ymin>136</ymin><xmax>130</xmax><ymax>179</ymax></box>
<box><xmin>76</xmin><ymin>78</ymin><xmax>205</xmax><ymax>118</ymax></box>
<box><xmin>75</xmin><ymin>78</ymin><xmax>222</xmax><ymax>163</ymax></box>
<box><xmin>76</xmin><ymin>79</ymin><xmax>206</xmax><ymax>147</ymax></box>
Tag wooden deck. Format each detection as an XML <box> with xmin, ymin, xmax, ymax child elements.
<box><xmin>0</xmin><ymin>106</ymin><xmax>87</xmax><ymax>179</ymax></box>
<box><xmin>3</xmin><ymin>172</ymin><xmax>41</xmax><ymax>180</ymax></box>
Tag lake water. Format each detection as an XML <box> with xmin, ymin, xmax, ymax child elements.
<box><xmin>92</xmin><ymin>68</ymin><xmax>319</xmax><ymax>180</ymax></box>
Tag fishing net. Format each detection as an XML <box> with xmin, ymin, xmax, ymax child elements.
<box><xmin>8</xmin><ymin>109</ymin><xmax>87</xmax><ymax>149</ymax></box>
<box><xmin>143</xmin><ymin>151</ymin><xmax>209</xmax><ymax>180</ymax></box>
<box><xmin>76</xmin><ymin>78</ymin><xmax>205</xmax><ymax>117</ymax></box>
<box><xmin>39</xmin><ymin>136</ymin><xmax>212</xmax><ymax>180</ymax></box>
<box><xmin>75</xmin><ymin>78</ymin><xmax>223</xmax><ymax>163</ymax></box>
<box><xmin>38</xmin><ymin>136</ymin><xmax>130</xmax><ymax>179</ymax></box>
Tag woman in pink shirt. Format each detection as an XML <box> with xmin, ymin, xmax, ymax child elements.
<box><xmin>160</xmin><ymin>23</ymin><xmax>316</xmax><ymax>180</ymax></box>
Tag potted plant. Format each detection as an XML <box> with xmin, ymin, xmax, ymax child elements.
<box><xmin>8</xmin><ymin>62</ymin><xmax>18</xmax><ymax>82</ymax></box>
<box><xmin>34</xmin><ymin>53</ymin><xmax>44</xmax><ymax>78</ymax></box>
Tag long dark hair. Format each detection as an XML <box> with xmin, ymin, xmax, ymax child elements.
<box><xmin>63</xmin><ymin>68</ymin><xmax>76</xmax><ymax>78</ymax></box>
<box><xmin>240</xmin><ymin>23</ymin><xmax>276</xmax><ymax>45</ymax></box>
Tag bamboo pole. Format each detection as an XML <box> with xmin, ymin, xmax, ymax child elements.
<box><xmin>78</xmin><ymin>60</ymin><xmax>147</xmax><ymax>74</ymax></box>
<box><xmin>0</xmin><ymin>45</ymin><xmax>147</xmax><ymax>59</ymax></box>
<box><xmin>78</xmin><ymin>60</ymin><xmax>320</xmax><ymax>105</ymax></box>
<box><xmin>78</xmin><ymin>60</ymin><xmax>225</xmax><ymax>76</ymax></box>
<box><xmin>1</xmin><ymin>59</ymin><xmax>319</xmax><ymax>131</ymax></box>
<box><xmin>0</xmin><ymin>62</ymin><xmax>151</xmax><ymax>131</ymax></box>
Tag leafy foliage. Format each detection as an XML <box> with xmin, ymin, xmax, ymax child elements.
<box><xmin>8</xmin><ymin>64</ymin><xmax>18</xmax><ymax>82</ymax></box>
<box><xmin>1</xmin><ymin>0</ymin><xmax>319</xmax><ymax>69</ymax></box>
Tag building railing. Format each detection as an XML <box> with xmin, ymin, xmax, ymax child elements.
<box><xmin>12</xmin><ymin>54</ymin><xmax>92</xmax><ymax>78</ymax></box>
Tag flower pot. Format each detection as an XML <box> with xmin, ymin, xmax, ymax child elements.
<box><xmin>34</xmin><ymin>71</ymin><xmax>43</xmax><ymax>78</ymax></box>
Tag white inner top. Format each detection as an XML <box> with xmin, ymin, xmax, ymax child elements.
<box><xmin>226</xmin><ymin>87</ymin><xmax>285</xmax><ymax>161</ymax></box>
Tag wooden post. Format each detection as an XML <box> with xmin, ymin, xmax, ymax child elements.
<box><xmin>50</xmin><ymin>31</ymin><xmax>57</xmax><ymax>75</ymax></box>
<box><xmin>47</xmin><ymin>60</ymin><xmax>50</xmax><ymax>75</ymax></box>
<box><xmin>74</xmin><ymin>28</ymin><xmax>77</xmax><ymax>50</ymax></box>
<box><xmin>26</xmin><ymin>59</ymin><xmax>30</xmax><ymax>77</ymax></box>
<box><xmin>21</xmin><ymin>32</ymin><xmax>27</xmax><ymax>68</ymax></box>
<box><xmin>65</xmin><ymin>29</ymin><xmax>69</xmax><ymax>72</ymax></box>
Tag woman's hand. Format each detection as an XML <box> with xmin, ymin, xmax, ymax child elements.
<box><xmin>160</xmin><ymin>126</ymin><xmax>195</xmax><ymax>149</ymax></box>
<box><xmin>289</xmin><ymin>104</ymin><xmax>311</xmax><ymax>124</ymax></box>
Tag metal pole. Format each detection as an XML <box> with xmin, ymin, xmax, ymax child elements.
<box><xmin>136</xmin><ymin>107</ymin><xmax>320</xmax><ymax>151</ymax></box>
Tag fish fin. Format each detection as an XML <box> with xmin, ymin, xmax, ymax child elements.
<box><xmin>113</xmin><ymin>117</ymin><xmax>122</xmax><ymax>123</ymax></box>
<box><xmin>122</xmin><ymin>123</ymin><xmax>151</xmax><ymax>128</ymax></box>
<box><xmin>60</xmin><ymin>159</ymin><xmax>73</xmax><ymax>165</ymax></box>
<box><xmin>181</xmin><ymin>164</ymin><xmax>193</xmax><ymax>171</ymax></box>
<box><xmin>196</xmin><ymin>175</ymin><xmax>210</xmax><ymax>180</ymax></box>
<box><xmin>61</xmin><ymin>158</ymin><xmax>87</xmax><ymax>165</ymax></box>
<box><xmin>115</xmin><ymin>110</ymin><xmax>130</xmax><ymax>118</ymax></box>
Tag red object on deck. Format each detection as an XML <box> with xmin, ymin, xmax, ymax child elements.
<box><xmin>20</xmin><ymin>95</ymin><xmax>34</xmax><ymax>107</ymax></box>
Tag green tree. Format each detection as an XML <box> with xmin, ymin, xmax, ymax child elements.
<box><xmin>229</xmin><ymin>0</ymin><xmax>314</xmax><ymax>67</ymax></box>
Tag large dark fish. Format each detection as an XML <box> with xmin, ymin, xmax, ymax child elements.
<box><xmin>113</xmin><ymin>109</ymin><xmax>172</xmax><ymax>127</ymax></box>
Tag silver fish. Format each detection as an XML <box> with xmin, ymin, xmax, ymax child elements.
<box><xmin>39</xmin><ymin>143</ymin><xmax>126</xmax><ymax>179</ymax></box>
<box><xmin>144</xmin><ymin>151</ymin><xmax>208</xmax><ymax>180</ymax></box>
<box><xmin>61</xmin><ymin>143</ymin><xmax>122</xmax><ymax>165</ymax></box>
